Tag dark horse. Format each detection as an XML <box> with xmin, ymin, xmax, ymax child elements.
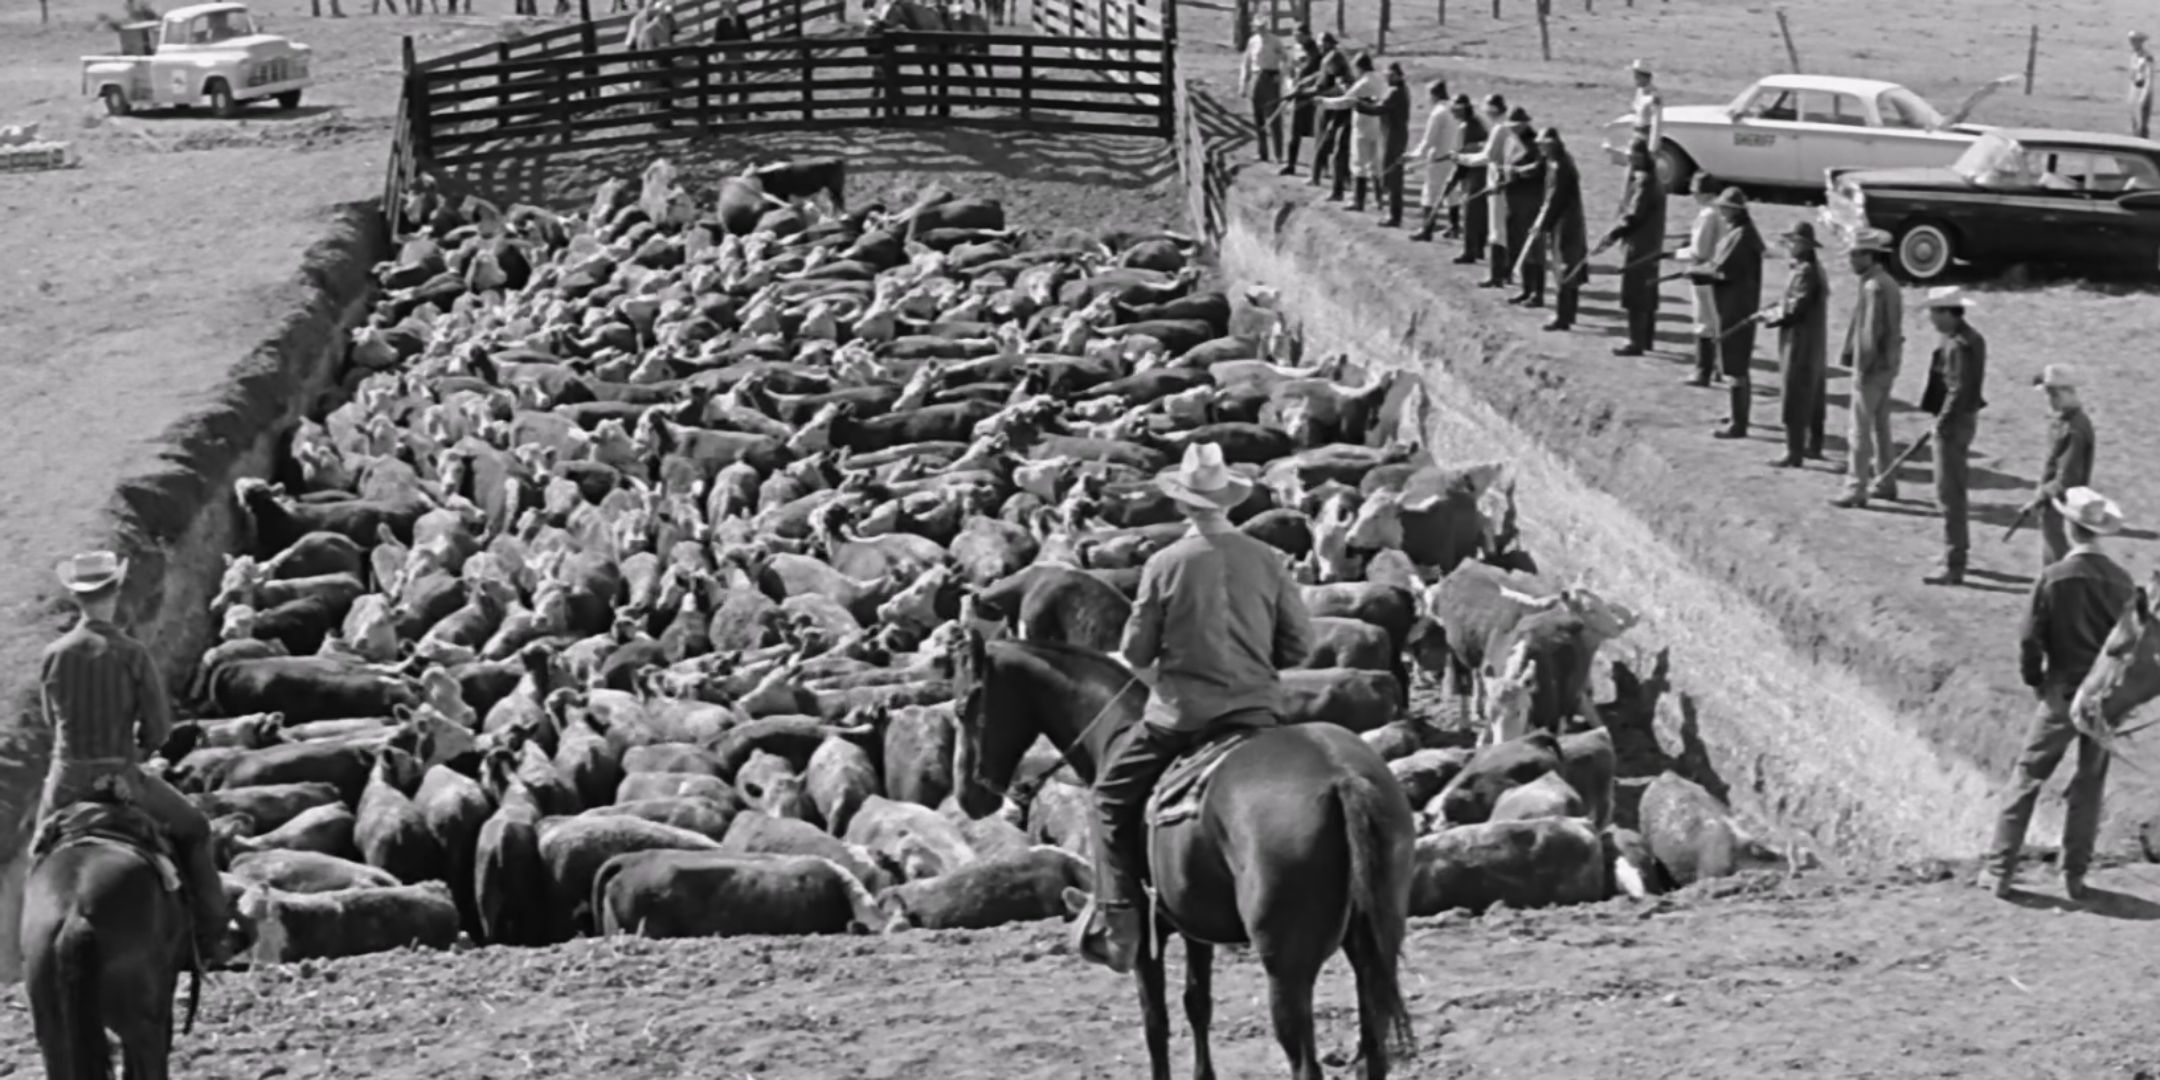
<box><xmin>22</xmin><ymin>792</ymin><xmax>201</xmax><ymax>1080</ymax></box>
<box><xmin>867</xmin><ymin>0</ymin><xmax>992</xmax><ymax>118</ymax></box>
<box><xmin>946</xmin><ymin>629</ymin><xmax>1418</xmax><ymax>1079</ymax></box>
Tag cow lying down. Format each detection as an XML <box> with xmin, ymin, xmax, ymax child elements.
<box><xmin>237</xmin><ymin>880</ymin><xmax>460</xmax><ymax>963</ymax></box>
<box><xmin>593</xmin><ymin>850</ymin><xmax>892</xmax><ymax>937</ymax></box>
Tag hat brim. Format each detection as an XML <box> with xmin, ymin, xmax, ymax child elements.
<box><xmin>56</xmin><ymin>560</ymin><xmax>126</xmax><ymax>594</ymax></box>
<box><xmin>1157</xmin><ymin>473</ymin><xmax>1252</xmax><ymax>510</ymax></box>
<box><xmin>1921</xmin><ymin>297</ymin><xmax>1977</xmax><ymax>310</ymax></box>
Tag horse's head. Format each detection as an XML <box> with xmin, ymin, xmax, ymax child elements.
<box><xmin>2074</xmin><ymin>572</ymin><xmax>2160</xmax><ymax>749</ymax></box>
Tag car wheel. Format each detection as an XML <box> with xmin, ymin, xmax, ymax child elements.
<box><xmin>206</xmin><ymin>79</ymin><xmax>240</xmax><ymax>119</ymax></box>
<box><xmin>277</xmin><ymin>90</ymin><xmax>303</xmax><ymax>110</ymax></box>
<box><xmin>1655</xmin><ymin>142</ymin><xmax>1696</xmax><ymax>194</ymax></box>
<box><xmin>1895</xmin><ymin>221</ymin><xmax>1954</xmax><ymax>281</ymax></box>
<box><xmin>100</xmin><ymin>87</ymin><xmax>132</xmax><ymax>117</ymax></box>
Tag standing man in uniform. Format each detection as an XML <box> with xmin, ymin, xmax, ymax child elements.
<box><xmin>38</xmin><ymin>551</ymin><xmax>232</xmax><ymax>966</ymax></box>
<box><xmin>1445</xmin><ymin>95</ymin><xmax>1489</xmax><ymax>264</ymax></box>
<box><xmin>2131</xmin><ymin>31</ymin><xmax>2154</xmax><ymax>139</ymax></box>
<box><xmin>1307</xmin><ymin>33</ymin><xmax>1356</xmax><ymax>198</ymax></box>
<box><xmin>1978</xmin><ymin>486</ymin><xmax>2135</xmax><ymax>902</ymax></box>
<box><xmin>1918</xmin><ymin>286</ymin><xmax>1988</xmax><ymax>587</ymax></box>
<box><xmin>1520</xmin><ymin>126</ymin><xmax>1586</xmax><ymax>330</ymax></box>
<box><xmin>1760</xmin><ymin>221</ymin><xmax>1829</xmax><ymax>470</ymax></box>
<box><xmin>1281</xmin><ymin>25</ymin><xmax>1323</xmax><ymax>174</ymax></box>
<box><xmin>1239</xmin><ymin>26</ymin><xmax>1286</xmax><ymax>163</ymax></box>
<box><xmin>1676</xmin><ymin>174</ymin><xmax>1729</xmax><ymax>387</ymax></box>
<box><xmin>1689</xmin><ymin>188</ymin><xmax>1764</xmax><ymax>440</ymax></box>
<box><xmin>1598</xmin><ymin>135</ymin><xmax>1665</xmax><ymax>356</ymax></box>
<box><xmin>1831</xmin><ymin>227</ymin><xmax>1907</xmax><ymax>509</ymax></box>
<box><xmin>1318</xmin><ymin>52</ymin><xmax>1384</xmax><ymax>210</ymax></box>
<box><xmin>1453</xmin><ymin>95</ymin><xmax>1517</xmax><ymax>288</ymax></box>
<box><xmin>1497</xmin><ymin>107</ymin><xmax>1545</xmax><ymax>302</ymax></box>
<box><xmin>1407</xmin><ymin>79</ymin><xmax>1457</xmax><ymax>241</ymax></box>
<box><xmin>2021</xmin><ymin>364</ymin><xmax>2096</xmax><ymax>567</ymax></box>
<box><xmin>1630</xmin><ymin>58</ymin><xmax>1664</xmax><ymax>153</ymax></box>
<box><xmin>1362</xmin><ymin>61</ymin><xmax>1413</xmax><ymax>227</ymax></box>
<box><xmin>1070</xmin><ymin>443</ymin><xmax>1316</xmax><ymax>973</ymax></box>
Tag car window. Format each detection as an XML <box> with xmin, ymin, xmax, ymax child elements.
<box><xmin>2021</xmin><ymin>150</ymin><xmax>2093</xmax><ymax>191</ymax></box>
<box><xmin>1743</xmin><ymin>89</ymin><xmax>1798</xmax><ymax>122</ymax></box>
<box><xmin>1799</xmin><ymin>92</ymin><xmax>1868</xmax><ymax>127</ymax></box>
<box><xmin>2105</xmin><ymin>154</ymin><xmax>2160</xmax><ymax>191</ymax></box>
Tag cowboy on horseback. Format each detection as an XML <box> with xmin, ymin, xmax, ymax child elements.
<box><xmin>36</xmin><ymin>551</ymin><xmax>231</xmax><ymax>967</ymax></box>
<box><xmin>1074</xmin><ymin>442</ymin><xmax>1315</xmax><ymax>973</ymax></box>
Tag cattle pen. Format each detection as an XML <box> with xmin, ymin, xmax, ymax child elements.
<box><xmin>382</xmin><ymin>0</ymin><xmax>1181</xmax><ymax>216</ymax></box>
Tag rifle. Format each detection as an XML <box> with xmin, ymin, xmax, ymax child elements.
<box><xmin>2003</xmin><ymin>501</ymin><xmax>2039</xmax><ymax>541</ymax></box>
<box><xmin>1870</xmin><ymin>430</ymin><xmax>1932</xmax><ymax>491</ymax></box>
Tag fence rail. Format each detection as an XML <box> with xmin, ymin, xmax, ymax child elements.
<box><xmin>383</xmin><ymin>0</ymin><xmax>1175</xmax><ymax>214</ymax></box>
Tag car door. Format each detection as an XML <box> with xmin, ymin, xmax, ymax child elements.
<box><xmin>1718</xmin><ymin>86</ymin><xmax>1803</xmax><ymax>185</ymax></box>
<box><xmin>2078</xmin><ymin>151</ymin><xmax>2160</xmax><ymax>267</ymax></box>
<box><xmin>1961</xmin><ymin>147</ymin><xmax>2097</xmax><ymax>264</ymax></box>
<box><xmin>1785</xmin><ymin>89</ymin><xmax>1874</xmax><ymax>182</ymax></box>
<box><xmin>1861</xmin><ymin>88</ymin><xmax>1975</xmax><ymax>171</ymax></box>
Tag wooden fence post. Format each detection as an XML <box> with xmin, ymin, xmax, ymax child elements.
<box><xmin>1333</xmin><ymin>0</ymin><xmax>1342</xmax><ymax>36</ymax></box>
<box><xmin>1019</xmin><ymin>39</ymin><xmax>1033</xmax><ymax>122</ymax></box>
<box><xmin>580</xmin><ymin>0</ymin><xmax>600</xmax><ymax>100</ymax></box>
<box><xmin>1535</xmin><ymin>0</ymin><xmax>1549</xmax><ymax>60</ymax></box>
<box><xmin>1774</xmin><ymin>8</ymin><xmax>1801</xmax><ymax>72</ymax></box>
<box><xmin>801</xmin><ymin>39</ymin><xmax>815</xmax><ymax>122</ymax></box>
<box><xmin>403</xmin><ymin>36</ymin><xmax>434</xmax><ymax>161</ymax></box>
<box><xmin>1377</xmin><ymin>0</ymin><xmax>1388</xmax><ymax>52</ymax></box>
<box><xmin>2023</xmin><ymin>23</ymin><xmax>2039</xmax><ymax>95</ymax></box>
<box><xmin>1490</xmin><ymin>0</ymin><xmax>1498</xmax><ymax>20</ymax></box>
<box><xmin>1436</xmin><ymin>0</ymin><xmax>1443</xmax><ymax>25</ymax></box>
<box><xmin>496</xmin><ymin>41</ymin><xmax>513</xmax><ymax>129</ymax></box>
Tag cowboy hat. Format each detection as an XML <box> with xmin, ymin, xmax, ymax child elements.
<box><xmin>1535</xmin><ymin>125</ymin><xmax>1565</xmax><ymax>145</ymax></box>
<box><xmin>2055</xmin><ymin>486</ymin><xmax>2124</xmax><ymax>536</ymax></box>
<box><xmin>1713</xmin><ymin>187</ymin><xmax>1748</xmax><ymax>209</ymax></box>
<box><xmin>1920</xmin><ymin>285</ymin><xmax>1978</xmax><ymax>310</ymax></box>
<box><xmin>1629</xmin><ymin>58</ymin><xmax>1653</xmax><ymax>75</ymax></box>
<box><xmin>1849</xmin><ymin>226</ymin><xmax>1894</xmax><ymax>254</ymax></box>
<box><xmin>2032</xmin><ymin>363</ymin><xmax>2080</xmax><ymax>390</ymax></box>
<box><xmin>1505</xmin><ymin>106</ymin><xmax>1533</xmax><ymax>125</ymax></box>
<box><xmin>55</xmin><ymin>550</ymin><xmax>127</xmax><ymax>595</ymax></box>
<box><xmin>1778</xmin><ymin>221</ymin><xmax>1819</xmax><ymax>247</ymax></box>
<box><xmin>1157</xmin><ymin>442</ymin><xmax>1252</xmax><ymax>510</ymax></box>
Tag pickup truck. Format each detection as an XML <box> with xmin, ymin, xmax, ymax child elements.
<box><xmin>81</xmin><ymin>2</ymin><xmax>312</xmax><ymax>118</ymax></box>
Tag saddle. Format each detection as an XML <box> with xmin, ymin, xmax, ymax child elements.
<box><xmin>1145</xmin><ymin>728</ymin><xmax>1262</xmax><ymax>830</ymax></box>
<box><xmin>32</xmin><ymin>780</ymin><xmax>181</xmax><ymax>893</ymax></box>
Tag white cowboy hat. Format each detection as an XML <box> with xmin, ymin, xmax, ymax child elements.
<box><xmin>2055</xmin><ymin>486</ymin><xmax>2125</xmax><ymax>536</ymax></box>
<box><xmin>1848</xmin><ymin>226</ymin><xmax>1894</xmax><ymax>254</ymax></box>
<box><xmin>55</xmin><ymin>550</ymin><xmax>127</xmax><ymax>594</ymax></box>
<box><xmin>2031</xmin><ymin>363</ymin><xmax>2079</xmax><ymax>390</ymax></box>
<box><xmin>1920</xmin><ymin>285</ymin><xmax>1978</xmax><ymax>311</ymax></box>
<box><xmin>1629</xmin><ymin>58</ymin><xmax>1652</xmax><ymax>75</ymax></box>
<box><xmin>1157</xmin><ymin>442</ymin><xmax>1252</xmax><ymax>510</ymax></box>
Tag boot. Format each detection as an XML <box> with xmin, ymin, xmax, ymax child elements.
<box><xmin>1482</xmin><ymin>246</ymin><xmax>1509</xmax><ymax>287</ymax></box>
<box><xmin>1072</xmin><ymin>851</ymin><xmax>1145</xmax><ymax>974</ymax></box>
<box><xmin>1686</xmin><ymin>339</ymin><xmax>1715</xmax><ymax>387</ymax></box>
<box><xmin>1330</xmin><ymin>166</ymin><xmax>1348</xmax><ymax>202</ymax></box>
<box><xmin>1413</xmin><ymin>204</ymin><xmax>1438</xmax><ymax>241</ymax></box>
<box><xmin>1352</xmin><ymin>177</ymin><xmax>1368</xmax><ymax>211</ymax></box>
<box><xmin>1446</xmin><ymin>205</ymin><xmax>1462</xmax><ymax>238</ymax></box>
<box><xmin>1281</xmin><ymin>134</ymin><xmax>1303</xmax><ymax>175</ymax></box>
<box><xmin>1713</xmin><ymin>380</ymin><xmax>1751</xmax><ymax>439</ymax></box>
<box><xmin>180</xmin><ymin>834</ymin><xmax>233</xmax><ymax>967</ymax></box>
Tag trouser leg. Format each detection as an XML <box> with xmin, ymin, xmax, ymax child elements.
<box><xmin>1091</xmin><ymin>723</ymin><xmax>1193</xmax><ymax>907</ymax></box>
<box><xmin>1985</xmin><ymin>687</ymin><xmax>2077</xmax><ymax>876</ymax></box>
<box><xmin>1486</xmin><ymin>244</ymin><xmax>1509</xmax><ymax>285</ymax></box>
<box><xmin>1935</xmin><ymin>413</ymin><xmax>1973</xmax><ymax>572</ymax></box>
<box><xmin>1693</xmin><ymin>337</ymin><xmax>1716</xmax><ymax>383</ymax></box>
<box><xmin>2062</xmin><ymin>722</ymin><xmax>2113</xmax><ymax>878</ymax></box>
<box><xmin>1627</xmin><ymin>293</ymin><xmax>1657</xmax><ymax>350</ymax></box>
<box><xmin>1725</xmin><ymin>377</ymin><xmax>1752</xmax><ymax>435</ymax></box>
<box><xmin>134</xmin><ymin>770</ymin><xmax>232</xmax><ymax>950</ymax></box>
<box><xmin>2040</xmin><ymin>504</ymin><xmax>2069</xmax><ymax>567</ymax></box>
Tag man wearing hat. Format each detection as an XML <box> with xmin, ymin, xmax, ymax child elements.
<box><xmin>1759</xmin><ymin>220</ymin><xmax>1830</xmax><ymax>469</ymax></box>
<box><xmin>1317</xmin><ymin>52</ymin><xmax>1386</xmax><ymax>211</ymax></box>
<box><xmin>1831</xmin><ymin>226</ymin><xmax>1906</xmax><ymax>509</ymax></box>
<box><xmin>1238</xmin><ymin>26</ymin><xmax>1286</xmax><ymax>163</ymax></box>
<box><xmin>1518</xmin><ymin>126</ymin><xmax>1587</xmax><ymax>330</ymax></box>
<box><xmin>1918</xmin><ymin>285</ymin><xmax>1989</xmax><ymax>586</ymax></box>
<box><xmin>1629</xmin><ymin>59</ymin><xmax>1664</xmax><ymax>151</ymax></box>
<box><xmin>1407</xmin><ymin>79</ymin><xmax>1459</xmax><ymax>241</ymax></box>
<box><xmin>2131</xmin><ymin>31</ymin><xmax>2153</xmax><ymax>139</ymax></box>
<box><xmin>1598</xmin><ymin>135</ymin><xmax>1665</xmax><ymax>356</ymax></box>
<box><xmin>1979</xmin><ymin>486</ymin><xmax>2136</xmax><ymax>901</ymax></box>
<box><xmin>1452</xmin><ymin>95</ymin><xmax>1515</xmax><ymax>282</ymax></box>
<box><xmin>1442</xmin><ymin>94</ymin><xmax>1489</xmax><ymax>260</ymax></box>
<box><xmin>1072</xmin><ymin>442</ymin><xmax>1315</xmax><ymax>974</ymax></box>
<box><xmin>1676</xmin><ymin>174</ymin><xmax>1730</xmax><ymax>387</ymax></box>
<box><xmin>1496</xmin><ymin>107</ymin><xmax>1546</xmax><ymax>299</ymax></box>
<box><xmin>1281</xmin><ymin>25</ymin><xmax>1323</xmax><ymax>174</ymax></box>
<box><xmin>2023</xmin><ymin>364</ymin><xmax>2096</xmax><ymax>566</ymax></box>
<box><xmin>39</xmin><ymin>551</ymin><xmax>231</xmax><ymax>966</ymax></box>
<box><xmin>1306</xmin><ymin>33</ymin><xmax>1357</xmax><ymax>197</ymax></box>
<box><xmin>1688</xmin><ymin>188</ymin><xmax>1765</xmax><ymax>439</ymax></box>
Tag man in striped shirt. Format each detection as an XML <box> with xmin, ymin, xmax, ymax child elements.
<box><xmin>39</xmin><ymin>551</ymin><xmax>230</xmax><ymax>966</ymax></box>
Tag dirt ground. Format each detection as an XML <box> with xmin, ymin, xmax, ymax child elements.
<box><xmin>1176</xmin><ymin>0</ymin><xmax>2160</xmax><ymax>852</ymax></box>
<box><xmin>2</xmin><ymin>868</ymin><xmax>2160</xmax><ymax>1077</ymax></box>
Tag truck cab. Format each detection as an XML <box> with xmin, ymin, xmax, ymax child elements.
<box><xmin>82</xmin><ymin>2</ymin><xmax>313</xmax><ymax>118</ymax></box>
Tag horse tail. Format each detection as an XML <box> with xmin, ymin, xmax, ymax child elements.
<box><xmin>1336</xmin><ymin>774</ymin><xmax>1414</xmax><ymax>1055</ymax></box>
<box><xmin>46</xmin><ymin>925</ymin><xmax>105</xmax><ymax>1080</ymax></box>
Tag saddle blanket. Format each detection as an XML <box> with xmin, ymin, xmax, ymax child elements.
<box><xmin>67</xmin><ymin>836</ymin><xmax>180</xmax><ymax>893</ymax></box>
<box><xmin>1146</xmin><ymin>729</ymin><xmax>1260</xmax><ymax>829</ymax></box>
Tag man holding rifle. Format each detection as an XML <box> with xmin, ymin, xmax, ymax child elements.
<box><xmin>2017</xmin><ymin>364</ymin><xmax>2096</xmax><ymax>567</ymax></box>
<box><xmin>1687</xmin><ymin>188</ymin><xmax>1764</xmax><ymax>441</ymax></box>
<box><xmin>1597</xmin><ymin>135</ymin><xmax>1665</xmax><ymax>357</ymax></box>
<box><xmin>1519</xmin><ymin>126</ymin><xmax>1586</xmax><ymax>331</ymax></box>
<box><xmin>1917</xmin><ymin>285</ymin><xmax>1989</xmax><ymax>587</ymax></box>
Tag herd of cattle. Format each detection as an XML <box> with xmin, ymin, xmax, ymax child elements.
<box><xmin>158</xmin><ymin>157</ymin><xmax>1782</xmax><ymax>966</ymax></box>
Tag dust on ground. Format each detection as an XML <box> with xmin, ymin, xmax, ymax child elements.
<box><xmin>5</xmin><ymin>868</ymin><xmax>2160</xmax><ymax>1076</ymax></box>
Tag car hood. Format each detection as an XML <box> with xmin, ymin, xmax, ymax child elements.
<box><xmin>1838</xmin><ymin>166</ymin><xmax>1969</xmax><ymax>189</ymax></box>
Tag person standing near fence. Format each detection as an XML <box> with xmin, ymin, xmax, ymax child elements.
<box><xmin>1407</xmin><ymin>79</ymin><xmax>1456</xmax><ymax>241</ymax></box>
<box><xmin>1240</xmin><ymin>28</ymin><xmax>1286</xmax><ymax>164</ymax></box>
<box><xmin>1446</xmin><ymin>95</ymin><xmax>1487</xmax><ymax>265</ymax></box>
<box><xmin>2131</xmin><ymin>31</ymin><xmax>2154</xmax><ymax>138</ymax></box>
<box><xmin>1759</xmin><ymin>221</ymin><xmax>1829</xmax><ymax>470</ymax></box>
<box><xmin>1281</xmin><ymin>26</ymin><xmax>1322</xmax><ymax>175</ymax></box>
<box><xmin>1519</xmin><ymin>126</ymin><xmax>1585</xmax><ymax>330</ymax></box>
<box><xmin>1318</xmin><ymin>53</ymin><xmax>1384</xmax><ymax>211</ymax></box>
<box><xmin>710</xmin><ymin>0</ymin><xmax>753</xmax><ymax>115</ymax></box>
<box><xmin>1597</xmin><ymin>135</ymin><xmax>1664</xmax><ymax>357</ymax></box>
<box><xmin>1453</xmin><ymin>96</ymin><xmax>1516</xmax><ymax>289</ymax></box>
<box><xmin>1363</xmin><ymin>62</ymin><xmax>1412</xmax><ymax>227</ymax></box>
<box><xmin>1676</xmin><ymin>174</ymin><xmax>1729</xmax><ymax>388</ymax></box>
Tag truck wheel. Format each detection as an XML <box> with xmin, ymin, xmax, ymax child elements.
<box><xmin>276</xmin><ymin>89</ymin><xmax>303</xmax><ymax>110</ymax></box>
<box><xmin>101</xmin><ymin>87</ymin><xmax>132</xmax><ymax>117</ymax></box>
<box><xmin>1894</xmin><ymin>220</ymin><xmax>1955</xmax><ymax>282</ymax></box>
<box><xmin>206</xmin><ymin>79</ymin><xmax>240</xmax><ymax>119</ymax></box>
<box><xmin>1655</xmin><ymin>141</ymin><xmax>1697</xmax><ymax>194</ymax></box>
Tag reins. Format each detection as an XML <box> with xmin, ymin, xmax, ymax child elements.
<box><xmin>1007</xmin><ymin>672</ymin><xmax>1140</xmax><ymax>795</ymax></box>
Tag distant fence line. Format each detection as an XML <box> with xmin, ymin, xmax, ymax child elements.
<box><xmin>382</xmin><ymin>0</ymin><xmax>1178</xmax><ymax>216</ymax></box>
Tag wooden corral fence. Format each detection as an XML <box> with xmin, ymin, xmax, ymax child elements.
<box><xmin>382</xmin><ymin>0</ymin><xmax>1177</xmax><ymax>215</ymax></box>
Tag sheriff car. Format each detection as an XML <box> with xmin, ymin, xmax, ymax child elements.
<box><xmin>81</xmin><ymin>2</ymin><xmax>313</xmax><ymax>118</ymax></box>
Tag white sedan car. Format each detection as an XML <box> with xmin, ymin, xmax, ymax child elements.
<box><xmin>1601</xmin><ymin>73</ymin><xmax>2017</xmax><ymax>196</ymax></box>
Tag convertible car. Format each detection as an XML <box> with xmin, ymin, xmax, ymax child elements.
<box><xmin>1601</xmin><ymin>73</ymin><xmax>2016</xmax><ymax>196</ymax></box>
<box><xmin>1822</xmin><ymin>128</ymin><xmax>2160</xmax><ymax>280</ymax></box>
